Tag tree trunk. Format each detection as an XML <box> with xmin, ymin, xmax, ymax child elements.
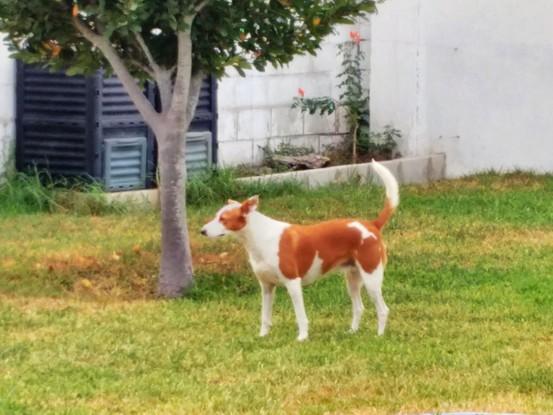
<box><xmin>157</xmin><ymin>128</ymin><xmax>194</xmax><ymax>297</ymax></box>
<box><xmin>153</xmin><ymin>32</ymin><xmax>203</xmax><ymax>297</ymax></box>
<box><xmin>73</xmin><ymin>17</ymin><xmax>205</xmax><ymax>298</ymax></box>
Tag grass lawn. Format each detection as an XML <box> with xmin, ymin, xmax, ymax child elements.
<box><xmin>1</xmin><ymin>173</ymin><xmax>553</xmax><ymax>414</ymax></box>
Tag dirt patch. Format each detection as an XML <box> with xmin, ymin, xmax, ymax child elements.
<box><xmin>22</xmin><ymin>241</ymin><xmax>250</xmax><ymax>301</ymax></box>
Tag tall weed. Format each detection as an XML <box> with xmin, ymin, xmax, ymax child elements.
<box><xmin>0</xmin><ymin>170</ymin><xmax>125</xmax><ymax>215</ymax></box>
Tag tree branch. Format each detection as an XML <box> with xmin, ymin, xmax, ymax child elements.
<box><xmin>72</xmin><ymin>15</ymin><xmax>160</xmax><ymax>130</ymax></box>
<box><xmin>130</xmin><ymin>59</ymin><xmax>155</xmax><ymax>78</ymax></box>
<box><xmin>139</xmin><ymin>29</ymin><xmax>177</xmax><ymax>115</ymax></box>
<box><xmin>134</xmin><ymin>32</ymin><xmax>160</xmax><ymax>74</ymax></box>
<box><xmin>71</xmin><ymin>14</ymin><xmax>102</xmax><ymax>43</ymax></box>
<box><xmin>194</xmin><ymin>0</ymin><xmax>210</xmax><ymax>13</ymax></box>
<box><xmin>168</xmin><ymin>29</ymin><xmax>193</xmax><ymax>129</ymax></box>
<box><xmin>157</xmin><ymin>69</ymin><xmax>174</xmax><ymax>114</ymax></box>
<box><xmin>185</xmin><ymin>72</ymin><xmax>205</xmax><ymax>123</ymax></box>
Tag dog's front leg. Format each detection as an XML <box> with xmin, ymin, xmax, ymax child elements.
<box><xmin>259</xmin><ymin>281</ymin><xmax>275</xmax><ymax>337</ymax></box>
<box><xmin>284</xmin><ymin>278</ymin><xmax>309</xmax><ymax>341</ymax></box>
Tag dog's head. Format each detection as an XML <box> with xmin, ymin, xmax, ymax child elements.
<box><xmin>200</xmin><ymin>196</ymin><xmax>259</xmax><ymax>238</ymax></box>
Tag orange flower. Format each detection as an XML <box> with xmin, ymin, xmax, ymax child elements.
<box><xmin>298</xmin><ymin>87</ymin><xmax>305</xmax><ymax>97</ymax></box>
<box><xmin>312</xmin><ymin>17</ymin><xmax>321</xmax><ymax>26</ymax></box>
<box><xmin>50</xmin><ymin>43</ymin><xmax>61</xmax><ymax>57</ymax></box>
<box><xmin>72</xmin><ymin>4</ymin><xmax>79</xmax><ymax>17</ymax></box>
<box><xmin>43</xmin><ymin>40</ymin><xmax>62</xmax><ymax>57</ymax></box>
<box><xmin>349</xmin><ymin>31</ymin><xmax>361</xmax><ymax>44</ymax></box>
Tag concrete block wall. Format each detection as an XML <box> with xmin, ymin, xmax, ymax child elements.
<box><xmin>217</xmin><ymin>22</ymin><xmax>371</xmax><ymax>167</ymax></box>
<box><xmin>0</xmin><ymin>41</ymin><xmax>16</xmax><ymax>179</ymax></box>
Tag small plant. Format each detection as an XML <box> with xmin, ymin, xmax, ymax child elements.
<box><xmin>292</xmin><ymin>31</ymin><xmax>399</xmax><ymax>163</ymax></box>
<box><xmin>361</xmin><ymin>125</ymin><xmax>402</xmax><ymax>160</ymax></box>
<box><xmin>292</xmin><ymin>88</ymin><xmax>336</xmax><ymax>116</ymax></box>
<box><xmin>337</xmin><ymin>31</ymin><xmax>368</xmax><ymax>163</ymax></box>
<box><xmin>323</xmin><ymin>125</ymin><xmax>402</xmax><ymax>166</ymax></box>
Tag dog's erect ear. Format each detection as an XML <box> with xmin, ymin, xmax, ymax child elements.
<box><xmin>240</xmin><ymin>195</ymin><xmax>259</xmax><ymax>214</ymax></box>
<box><xmin>227</xmin><ymin>198</ymin><xmax>239</xmax><ymax>205</ymax></box>
<box><xmin>248</xmin><ymin>195</ymin><xmax>260</xmax><ymax>207</ymax></box>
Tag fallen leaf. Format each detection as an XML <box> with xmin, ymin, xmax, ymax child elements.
<box><xmin>79</xmin><ymin>278</ymin><xmax>92</xmax><ymax>289</ymax></box>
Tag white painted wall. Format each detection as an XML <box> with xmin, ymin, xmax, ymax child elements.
<box><xmin>370</xmin><ymin>0</ymin><xmax>553</xmax><ymax>177</ymax></box>
<box><xmin>217</xmin><ymin>23</ymin><xmax>370</xmax><ymax>166</ymax></box>
<box><xmin>0</xmin><ymin>41</ymin><xmax>16</xmax><ymax>179</ymax></box>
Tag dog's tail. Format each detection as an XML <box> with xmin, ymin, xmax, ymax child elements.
<box><xmin>371</xmin><ymin>160</ymin><xmax>399</xmax><ymax>230</ymax></box>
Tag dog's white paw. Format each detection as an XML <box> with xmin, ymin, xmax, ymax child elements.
<box><xmin>296</xmin><ymin>333</ymin><xmax>308</xmax><ymax>342</ymax></box>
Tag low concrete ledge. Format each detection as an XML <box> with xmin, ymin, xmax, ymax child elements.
<box><xmin>105</xmin><ymin>188</ymin><xmax>159</xmax><ymax>208</ymax></box>
<box><xmin>238</xmin><ymin>153</ymin><xmax>446</xmax><ymax>188</ymax></box>
<box><xmin>103</xmin><ymin>154</ymin><xmax>445</xmax><ymax>207</ymax></box>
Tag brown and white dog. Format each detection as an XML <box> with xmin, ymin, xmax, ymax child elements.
<box><xmin>201</xmin><ymin>161</ymin><xmax>399</xmax><ymax>341</ymax></box>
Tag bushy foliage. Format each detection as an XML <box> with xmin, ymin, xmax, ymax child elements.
<box><xmin>0</xmin><ymin>0</ymin><xmax>378</xmax><ymax>79</ymax></box>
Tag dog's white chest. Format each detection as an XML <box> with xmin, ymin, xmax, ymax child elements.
<box><xmin>244</xmin><ymin>222</ymin><xmax>288</xmax><ymax>286</ymax></box>
<box><xmin>249</xmin><ymin>255</ymin><xmax>280</xmax><ymax>285</ymax></box>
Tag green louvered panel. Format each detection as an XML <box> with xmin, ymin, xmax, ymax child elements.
<box><xmin>186</xmin><ymin>131</ymin><xmax>212</xmax><ymax>175</ymax></box>
<box><xmin>103</xmin><ymin>137</ymin><xmax>147</xmax><ymax>191</ymax></box>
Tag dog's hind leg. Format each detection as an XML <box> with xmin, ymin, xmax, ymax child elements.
<box><xmin>359</xmin><ymin>262</ymin><xmax>389</xmax><ymax>336</ymax></box>
<box><xmin>284</xmin><ymin>278</ymin><xmax>309</xmax><ymax>341</ymax></box>
<box><xmin>345</xmin><ymin>267</ymin><xmax>365</xmax><ymax>333</ymax></box>
<box><xmin>259</xmin><ymin>281</ymin><xmax>276</xmax><ymax>337</ymax></box>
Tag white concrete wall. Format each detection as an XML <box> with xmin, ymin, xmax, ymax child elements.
<box><xmin>370</xmin><ymin>0</ymin><xmax>553</xmax><ymax>177</ymax></box>
<box><xmin>0</xmin><ymin>41</ymin><xmax>16</xmax><ymax>179</ymax></box>
<box><xmin>217</xmin><ymin>22</ymin><xmax>370</xmax><ymax>166</ymax></box>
